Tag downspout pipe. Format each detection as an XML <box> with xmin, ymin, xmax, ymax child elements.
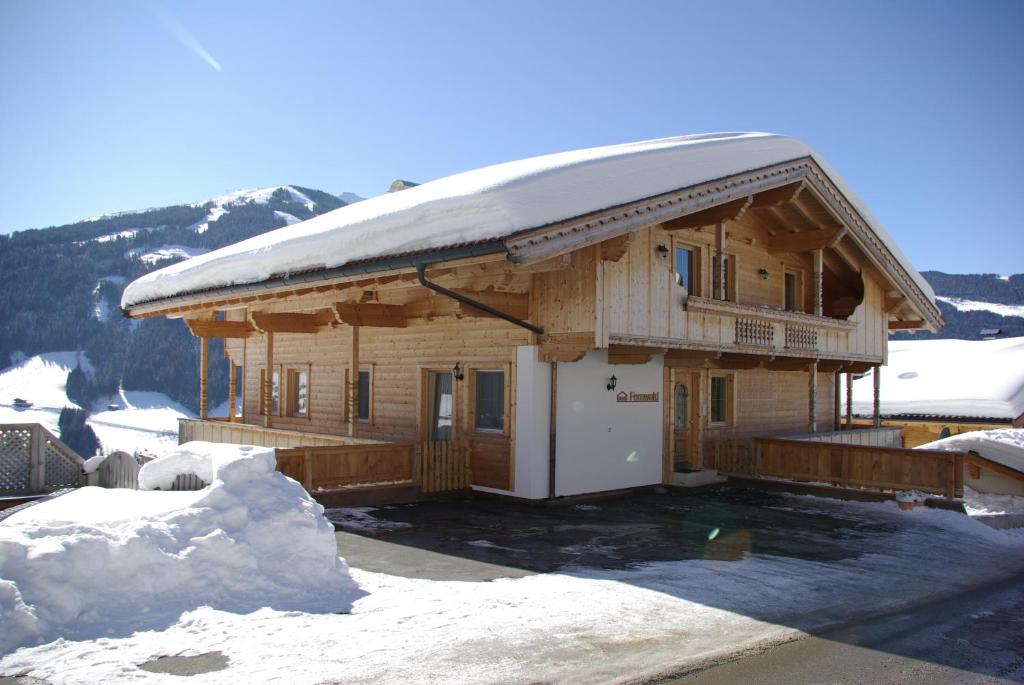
<box><xmin>415</xmin><ymin>263</ymin><xmax>544</xmax><ymax>336</ymax></box>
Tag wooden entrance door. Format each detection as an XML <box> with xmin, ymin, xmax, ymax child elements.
<box><xmin>673</xmin><ymin>378</ymin><xmax>691</xmax><ymax>470</ymax></box>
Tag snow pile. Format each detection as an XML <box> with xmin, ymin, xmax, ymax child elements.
<box><xmin>963</xmin><ymin>486</ymin><xmax>1024</xmax><ymax>516</ymax></box>
<box><xmin>122</xmin><ymin>133</ymin><xmax>935</xmax><ymax>309</ymax></box>
<box><xmin>0</xmin><ymin>442</ymin><xmax>357</xmax><ymax>654</ymax></box>
<box><xmin>936</xmin><ymin>296</ymin><xmax>1024</xmax><ymax>319</ymax></box>
<box><xmin>850</xmin><ymin>337</ymin><xmax>1024</xmax><ymax>419</ymax></box>
<box><xmin>918</xmin><ymin>428</ymin><xmax>1024</xmax><ymax>473</ymax></box>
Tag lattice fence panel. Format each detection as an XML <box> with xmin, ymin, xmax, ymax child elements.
<box><xmin>44</xmin><ymin>439</ymin><xmax>84</xmax><ymax>489</ymax></box>
<box><xmin>0</xmin><ymin>426</ymin><xmax>32</xmax><ymax>493</ymax></box>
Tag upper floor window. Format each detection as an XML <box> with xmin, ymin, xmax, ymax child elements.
<box><xmin>784</xmin><ymin>271</ymin><xmax>799</xmax><ymax>312</ymax></box>
<box><xmin>674</xmin><ymin>244</ymin><xmax>702</xmax><ymax>297</ymax></box>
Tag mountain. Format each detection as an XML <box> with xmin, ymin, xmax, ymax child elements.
<box><xmin>337</xmin><ymin>192</ymin><xmax>365</xmax><ymax>204</ymax></box>
<box><xmin>892</xmin><ymin>271</ymin><xmax>1024</xmax><ymax>341</ymax></box>
<box><xmin>0</xmin><ymin>185</ymin><xmax>349</xmax><ymax>424</ymax></box>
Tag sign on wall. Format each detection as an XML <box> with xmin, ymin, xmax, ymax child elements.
<box><xmin>616</xmin><ymin>391</ymin><xmax>659</xmax><ymax>403</ymax></box>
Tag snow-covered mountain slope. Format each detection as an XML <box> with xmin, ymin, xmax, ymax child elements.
<box><xmin>0</xmin><ymin>353</ymin><xmax>191</xmax><ymax>455</ymax></box>
<box><xmin>936</xmin><ymin>296</ymin><xmax>1024</xmax><ymax>319</ymax></box>
<box><xmin>126</xmin><ymin>244</ymin><xmax>209</xmax><ymax>265</ymax></box>
<box><xmin>188</xmin><ymin>185</ymin><xmax>319</xmax><ymax>233</ymax></box>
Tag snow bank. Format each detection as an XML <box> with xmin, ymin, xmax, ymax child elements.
<box><xmin>122</xmin><ymin>133</ymin><xmax>935</xmax><ymax>308</ymax></box>
<box><xmin>936</xmin><ymin>296</ymin><xmax>1024</xmax><ymax>319</ymax></box>
<box><xmin>0</xmin><ymin>442</ymin><xmax>357</xmax><ymax>654</ymax></box>
<box><xmin>850</xmin><ymin>337</ymin><xmax>1024</xmax><ymax>419</ymax></box>
<box><xmin>918</xmin><ymin>428</ymin><xmax>1024</xmax><ymax>473</ymax></box>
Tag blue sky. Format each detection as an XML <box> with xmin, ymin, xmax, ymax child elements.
<box><xmin>1</xmin><ymin>0</ymin><xmax>1021</xmax><ymax>274</ymax></box>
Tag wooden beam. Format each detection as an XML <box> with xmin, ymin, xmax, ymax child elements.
<box><xmin>511</xmin><ymin>253</ymin><xmax>572</xmax><ymax>273</ymax></box>
<box><xmin>453</xmin><ymin>290</ymin><xmax>530</xmax><ymax>321</ymax></box>
<box><xmin>607</xmin><ymin>344</ymin><xmax>664</xmax><ymax>365</ymax></box>
<box><xmin>715</xmin><ymin>221</ymin><xmax>726</xmax><ymax>300</ymax></box>
<box><xmin>833</xmin><ymin>370</ymin><xmax>842</xmax><ymax>431</ymax></box>
<box><xmin>250</xmin><ymin>309</ymin><xmax>333</xmax><ymax>334</ymax></box>
<box><xmin>662</xmin><ymin>197</ymin><xmax>753</xmax><ymax>231</ymax></box>
<box><xmin>199</xmin><ymin>337</ymin><xmax>209</xmax><ymax>420</ymax></box>
<box><xmin>766</xmin><ymin>226</ymin><xmax>846</xmax><ymax>254</ymax></box>
<box><xmin>664</xmin><ymin>350</ymin><xmax>722</xmax><ymax>368</ymax></box>
<box><xmin>887</xmin><ymin>319</ymin><xmax>925</xmax><ymax>330</ymax></box>
<box><xmin>816</xmin><ymin>359</ymin><xmax>846</xmax><ymax>373</ymax></box>
<box><xmin>846</xmin><ymin>361</ymin><xmax>875</xmax><ymax>374</ymax></box>
<box><xmin>599</xmin><ymin>232</ymin><xmax>635</xmax><ymax>262</ymax></box>
<box><xmin>717</xmin><ymin>353</ymin><xmax>767</xmax><ymax>370</ymax></box>
<box><xmin>813</xmin><ymin>248</ymin><xmax>824</xmax><ymax>317</ymax></box>
<box><xmin>846</xmin><ymin>372</ymin><xmax>853</xmax><ymax>428</ymax></box>
<box><xmin>348</xmin><ymin>326</ymin><xmax>359</xmax><ymax>437</ymax></box>
<box><xmin>334</xmin><ymin>302</ymin><xmax>409</xmax><ymax>328</ymax></box>
<box><xmin>749</xmin><ymin>181</ymin><xmax>803</xmax><ymax>208</ymax></box>
<box><xmin>884</xmin><ymin>296</ymin><xmax>905</xmax><ymax>313</ymax></box>
<box><xmin>808</xmin><ymin>361</ymin><xmax>817</xmax><ymax>433</ymax></box>
<box><xmin>873</xmin><ymin>366</ymin><xmax>881</xmax><ymax>428</ymax></box>
<box><xmin>263</xmin><ymin>332</ymin><xmax>273</xmax><ymax>428</ymax></box>
<box><xmin>227</xmin><ymin>361</ymin><xmax>237</xmax><ymax>422</ymax></box>
<box><xmin>538</xmin><ymin>332</ymin><xmax>594</xmax><ymax>363</ymax></box>
<box><xmin>185</xmin><ymin>319</ymin><xmax>256</xmax><ymax>338</ymax></box>
<box><xmin>763</xmin><ymin>358</ymin><xmax>814</xmax><ymax>372</ymax></box>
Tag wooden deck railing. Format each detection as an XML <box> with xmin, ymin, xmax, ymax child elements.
<box><xmin>755</xmin><ymin>437</ymin><xmax>965</xmax><ymax>498</ymax></box>
<box><xmin>1</xmin><ymin>423</ymin><xmax>84</xmax><ymax>494</ymax></box>
<box><xmin>786</xmin><ymin>426</ymin><xmax>903</xmax><ymax>448</ymax></box>
<box><xmin>275</xmin><ymin>443</ymin><xmax>416</xmax><ymax>491</ymax></box>
<box><xmin>179</xmin><ymin>418</ymin><xmax>376</xmax><ymax>448</ymax></box>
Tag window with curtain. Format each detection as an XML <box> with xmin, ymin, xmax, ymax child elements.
<box><xmin>288</xmin><ymin>369</ymin><xmax>308</xmax><ymax>417</ymax></box>
<box><xmin>474</xmin><ymin>370</ymin><xmax>504</xmax><ymax>432</ymax></box>
<box><xmin>358</xmin><ymin>370</ymin><xmax>370</xmax><ymax>422</ymax></box>
<box><xmin>429</xmin><ymin>371</ymin><xmax>453</xmax><ymax>441</ymax></box>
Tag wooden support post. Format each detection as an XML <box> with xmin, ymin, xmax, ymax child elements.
<box><xmin>813</xmin><ymin>248</ymin><xmax>823</xmax><ymax>317</ymax></box>
<box><xmin>808</xmin><ymin>361</ymin><xmax>818</xmax><ymax>433</ymax></box>
<box><xmin>833</xmin><ymin>370</ymin><xmax>841</xmax><ymax>431</ymax></box>
<box><xmin>715</xmin><ymin>221</ymin><xmax>726</xmax><ymax>301</ymax></box>
<box><xmin>548</xmin><ymin>361</ymin><xmax>558</xmax><ymax>499</ymax></box>
<box><xmin>263</xmin><ymin>332</ymin><xmax>274</xmax><ymax>428</ymax></box>
<box><xmin>302</xmin><ymin>448</ymin><xmax>313</xmax><ymax>492</ymax></box>
<box><xmin>228</xmin><ymin>361</ymin><xmax>237</xmax><ymax>422</ymax></box>
<box><xmin>873</xmin><ymin>366</ymin><xmax>882</xmax><ymax>428</ymax></box>
<box><xmin>199</xmin><ymin>336</ymin><xmax>209</xmax><ymax>420</ymax></box>
<box><xmin>29</xmin><ymin>424</ymin><xmax>46</xmax><ymax>491</ymax></box>
<box><xmin>348</xmin><ymin>325</ymin><xmax>360</xmax><ymax>437</ymax></box>
<box><xmin>845</xmin><ymin>372</ymin><xmax>853</xmax><ymax>429</ymax></box>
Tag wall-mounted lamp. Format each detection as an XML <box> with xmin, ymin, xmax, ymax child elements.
<box><xmin>452</xmin><ymin>362</ymin><xmax>464</xmax><ymax>381</ymax></box>
<box><xmin>606</xmin><ymin>375</ymin><xmax>618</xmax><ymax>392</ymax></box>
<box><xmin>656</xmin><ymin>244</ymin><xmax>669</xmax><ymax>257</ymax></box>
<box><xmin>758</xmin><ymin>268</ymin><xmax>770</xmax><ymax>280</ymax></box>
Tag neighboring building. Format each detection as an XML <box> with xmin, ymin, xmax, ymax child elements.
<box><xmin>980</xmin><ymin>328</ymin><xmax>1002</xmax><ymax>339</ymax></box>
<box><xmin>849</xmin><ymin>337</ymin><xmax>1024</xmax><ymax>446</ymax></box>
<box><xmin>121</xmin><ymin>133</ymin><xmax>941</xmax><ymax>500</ymax></box>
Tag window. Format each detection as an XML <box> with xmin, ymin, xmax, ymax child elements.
<box><xmin>709</xmin><ymin>374</ymin><xmax>733</xmax><ymax>425</ymax></box>
<box><xmin>260</xmin><ymin>368</ymin><xmax>280</xmax><ymax>415</ymax></box>
<box><xmin>784</xmin><ymin>272</ymin><xmax>799</xmax><ymax>312</ymax></box>
<box><xmin>712</xmin><ymin>254</ymin><xmax>734</xmax><ymax>301</ymax></box>
<box><xmin>287</xmin><ymin>368</ymin><xmax>309</xmax><ymax>417</ymax></box>
<box><xmin>673</xmin><ymin>383</ymin><xmax>688</xmax><ymax>429</ymax></box>
<box><xmin>357</xmin><ymin>370</ymin><xmax>370</xmax><ymax>422</ymax></box>
<box><xmin>674</xmin><ymin>243</ymin><xmax>701</xmax><ymax>296</ymax></box>
<box><xmin>473</xmin><ymin>370</ymin><xmax>505</xmax><ymax>432</ymax></box>
<box><xmin>346</xmin><ymin>366</ymin><xmax>373</xmax><ymax>424</ymax></box>
<box><xmin>427</xmin><ymin>371</ymin><xmax>454</xmax><ymax>441</ymax></box>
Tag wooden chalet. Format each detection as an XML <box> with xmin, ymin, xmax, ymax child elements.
<box><xmin>121</xmin><ymin>133</ymin><xmax>944</xmax><ymax>501</ymax></box>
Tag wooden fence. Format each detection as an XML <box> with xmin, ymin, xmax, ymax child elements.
<box><xmin>179</xmin><ymin>418</ymin><xmax>361</xmax><ymax>448</ymax></box>
<box><xmin>1</xmin><ymin>423</ymin><xmax>84</xmax><ymax>494</ymax></box>
<box><xmin>419</xmin><ymin>441</ymin><xmax>472</xmax><ymax>493</ymax></box>
<box><xmin>755</xmin><ymin>437</ymin><xmax>965</xmax><ymax>498</ymax></box>
<box><xmin>710</xmin><ymin>438</ymin><xmax>759</xmax><ymax>477</ymax></box>
<box><xmin>275</xmin><ymin>443</ymin><xmax>416</xmax><ymax>491</ymax></box>
<box><xmin>787</xmin><ymin>426</ymin><xmax>903</xmax><ymax>448</ymax></box>
<box><xmin>85</xmin><ymin>451</ymin><xmax>207</xmax><ymax>491</ymax></box>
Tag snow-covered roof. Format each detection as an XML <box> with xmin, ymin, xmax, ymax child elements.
<box><xmin>122</xmin><ymin>132</ymin><xmax>936</xmax><ymax>310</ymax></box>
<box><xmin>851</xmin><ymin>337</ymin><xmax>1024</xmax><ymax>420</ymax></box>
<box><xmin>918</xmin><ymin>428</ymin><xmax>1024</xmax><ymax>474</ymax></box>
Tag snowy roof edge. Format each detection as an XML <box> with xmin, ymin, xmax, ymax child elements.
<box><xmin>121</xmin><ymin>133</ymin><xmax>937</xmax><ymax>316</ymax></box>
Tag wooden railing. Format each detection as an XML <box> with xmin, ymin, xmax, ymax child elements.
<box><xmin>710</xmin><ymin>438</ymin><xmax>759</xmax><ymax>476</ymax></box>
<box><xmin>786</xmin><ymin>426</ymin><xmax>903</xmax><ymax>448</ymax></box>
<box><xmin>419</xmin><ymin>441</ymin><xmax>472</xmax><ymax>493</ymax></box>
<box><xmin>179</xmin><ymin>418</ymin><xmax>373</xmax><ymax>448</ymax></box>
<box><xmin>755</xmin><ymin>437</ymin><xmax>965</xmax><ymax>498</ymax></box>
<box><xmin>735</xmin><ymin>318</ymin><xmax>774</xmax><ymax>346</ymax></box>
<box><xmin>784</xmin><ymin>323</ymin><xmax>818</xmax><ymax>350</ymax></box>
<box><xmin>1</xmin><ymin>423</ymin><xmax>84</xmax><ymax>494</ymax></box>
<box><xmin>275</xmin><ymin>443</ymin><xmax>416</xmax><ymax>491</ymax></box>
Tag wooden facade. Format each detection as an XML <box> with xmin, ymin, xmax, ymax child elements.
<box><xmin>126</xmin><ymin>155</ymin><xmax>940</xmax><ymax>499</ymax></box>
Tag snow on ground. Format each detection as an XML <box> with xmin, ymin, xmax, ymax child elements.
<box><xmin>3</xmin><ymin>495</ymin><xmax>1024</xmax><ymax>684</ymax></box>
<box><xmin>849</xmin><ymin>337</ymin><xmax>1024</xmax><ymax>419</ymax></box>
<box><xmin>0</xmin><ymin>353</ymin><xmax>190</xmax><ymax>455</ymax></box>
<box><xmin>0</xmin><ymin>442</ymin><xmax>357</xmax><ymax>655</ymax></box>
<box><xmin>126</xmin><ymin>244</ymin><xmax>209</xmax><ymax>265</ymax></box>
<box><xmin>918</xmin><ymin>428</ymin><xmax>1024</xmax><ymax>473</ymax></box>
<box><xmin>93</xmin><ymin>229</ymin><xmax>140</xmax><ymax>243</ymax></box>
<box><xmin>936</xmin><ymin>296</ymin><xmax>1024</xmax><ymax>319</ymax></box>
<box><xmin>122</xmin><ymin>133</ymin><xmax>935</xmax><ymax>309</ymax></box>
<box><xmin>209</xmin><ymin>395</ymin><xmax>243</xmax><ymax>419</ymax></box>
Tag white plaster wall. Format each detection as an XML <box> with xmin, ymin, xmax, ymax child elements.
<box><xmin>473</xmin><ymin>345</ymin><xmax>551</xmax><ymax>499</ymax></box>
<box><xmin>554</xmin><ymin>349</ymin><xmax>663</xmax><ymax>497</ymax></box>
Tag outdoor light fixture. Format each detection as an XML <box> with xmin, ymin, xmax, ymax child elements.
<box><xmin>452</xmin><ymin>362</ymin><xmax>464</xmax><ymax>381</ymax></box>
<box><xmin>656</xmin><ymin>244</ymin><xmax>669</xmax><ymax>256</ymax></box>
<box><xmin>606</xmin><ymin>375</ymin><xmax>617</xmax><ymax>391</ymax></box>
<box><xmin>759</xmin><ymin>268</ymin><xmax>770</xmax><ymax>280</ymax></box>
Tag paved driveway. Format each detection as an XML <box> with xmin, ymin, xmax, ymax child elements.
<box><xmin>327</xmin><ymin>486</ymin><xmax>903</xmax><ymax>579</ymax></box>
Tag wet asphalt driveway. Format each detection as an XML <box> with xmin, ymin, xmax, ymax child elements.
<box><xmin>326</xmin><ymin>486</ymin><xmax>903</xmax><ymax>578</ymax></box>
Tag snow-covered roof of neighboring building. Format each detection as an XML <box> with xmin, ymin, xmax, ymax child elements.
<box><xmin>851</xmin><ymin>337</ymin><xmax>1024</xmax><ymax>421</ymax></box>
<box><xmin>918</xmin><ymin>428</ymin><xmax>1024</xmax><ymax>474</ymax></box>
<box><xmin>122</xmin><ymin>132</ymin><xmax>936</xmax><ymax>310</ymax></box>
